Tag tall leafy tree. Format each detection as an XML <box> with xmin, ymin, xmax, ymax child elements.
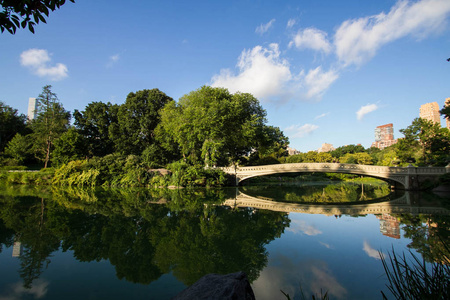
<box><xmin>110</xmin><ymin>89</ymin><xmax>173</xmax><ymax>155</ymax></box>
<box><xmin>73</xmin><ymin>101</ymin><xmax>119</xmax><ymax>157</ymax></box>
<box><xmin>159</xmin><ymin>86</ymin><xmax>288</xmax><ymax>167</ymax></box>
<box><xmin>397</xmin><ymin>118</ymin><xmax>450</xmax><ymax>166</ymax></box>
<box><xmin>0</xmin><ymin>101</ymin><xmax>27</xmax><ymax>153</ymax></box>
<box><xmin>30</xmin><ymin>85</ymin><xmax>70</xmax><ymax>168</ymax></box>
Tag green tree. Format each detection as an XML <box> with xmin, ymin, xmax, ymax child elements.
<box><xmin>159</xmin><ymin>86</ymin><xmax>287</xmax><ymax>167</ymax></box>
<box><xmin>30</xmin><ymin>85</ymin><xmax>70</xmax><ymax>168</ymax></box>
<box><xmin>52</xmin><ymin>128</ymin><xmax>86</xmax><ymax>166</ymax></box>
<box><xmin>4</xmin><ymin>133</ymin><xmax>31</xmax><ymax>164</ymax></box>
<box><xmin>331</xmin><ymin>144</ymin><xmax>366</xmax><ymax>159</ymax></box>
<box><xmin>73</xmin><ymin>101</ymin><xmax>119</xmax><ymax>157</ymax></box>
<box><xmin>110</xmin><ymin>89</ymin><xmax>173</xmax><ymax>155</ymax></box>
<box><xmin>440</xmin><ymin>104</ymin><xmax>450</xmax><ymax>121</ymax></box>
<box><xmin>353</xmin><ymin>152</ymin><xmax>373</xmax><ymax>165</ymax></box>
<box><xmin>397</xmin><ymin>118</ymin><xmax>450</xmax><ymax>166</ymax></box>
<box><xmin>0</xmin><ymin>101</ymin><xmax>27</xmax><ymax>153</ymax></box>
<box><xmin>0</xmin><ymin>0</ymin><xmax>75</xmax><ymax>34</ymax></box>
<box><xmin>376</xmin><ymin>147</ymin><xmax>399</xmax><ymax>166</ymax></box>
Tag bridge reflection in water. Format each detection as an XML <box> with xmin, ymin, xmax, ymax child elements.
<box><xmin>221</xmin><ymin>191</ymin><xmax>450</xmax><ymax>216</ymax></box>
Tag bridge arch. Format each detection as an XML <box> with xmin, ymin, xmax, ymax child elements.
<box><xmin>220</xmin><ymin>163</ymin><xmax>449</xmax><ymax>190</ymax></box>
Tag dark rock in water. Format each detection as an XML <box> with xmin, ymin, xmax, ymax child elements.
<box><xmin>172</xmin><ymin>271</ymin><xmax>255</xmax><ymax>300</ymax></box>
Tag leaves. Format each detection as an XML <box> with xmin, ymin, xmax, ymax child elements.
<box><xmin>0</xmin><ymin>0</ymin><xmax>75</xmax><ymax>34</ymax></box>
<box><xmin>159</xmin><ymin>86</ymin><xmax>287</xmax><ymax>167</ymax></box>
<box><xmin>31</xmin><ymin>85</ymin><xmax>70</xmax><ymax>168</ymax></box>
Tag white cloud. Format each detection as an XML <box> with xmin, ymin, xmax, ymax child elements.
<box><xmin>287</xmin><ymin>219</ymin><xmax>322</xmax><ymax>235</ymax></box>
<box><xmin>255</xmin><ymin>19</ymin><xmax>276</xmax><ymax>35</ymax></box>
<box><xmin>356</xmin><ymin>104</ymin><xmax>378</xmax><ymax>120</ymax></box>
<box><xmin>315</xmin><ymin>112</ymin><xmax>329</xmax><ymax>120</ymax></box>
<box><xmin>289</xmin><ymin>27</ymin><xmax>332</xmax><ymax>53</ymax></box>
<box><xmin>20</xmin><ymin>49</ymin><xmax>68</xmax><ymax>80</ymax></box>
<box><xmin>110</xmin><ymin>54</ymin><xmax>119</xmax><ymax>62</ymax></box>
<box><xmin>211</xmin><ymin>44</ymin><xmax>292</xmax><ymax>100</ymax></box>
<box><xmin>107</xmin><ymin>54</ymin><xmax>120</xmax><ymax>67</ymax></box>
<box><xmin>363</xmin><ymin>241</ymin><xmax>381</xmax><ymax>260</ymax></box>
<box><xmin>303</xmin><ymin>67</ymin><xmax>339</xmax><ymax>99</ymax></box>
<box><xmin>209</xmin><ymin>0</ymin><xmax>450</xmax><ymax>104</ymax></box>
<box><xmin>285</xmin><ymin>123</ymin><xmax>319</xmax><ymax>138</ymax></box>
<box><xmin>334</xmin><ymin>0</ymin><xmax>450</xmax><ymax>66</ymax></box>
<box><xmin>287</xmin><ymin>18</ymin><xmax>296</xmax><ymax>29</ymax></box>
<box><xmin>211</xmin><ymin>44</ymin><xmax>338</xmax><ymax>101</ymax></box>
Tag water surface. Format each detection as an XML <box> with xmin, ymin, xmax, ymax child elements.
<box><xmin>0</xmin><ymin>184</ymin><xmax>449</xmax><ymax>299</ymax></box>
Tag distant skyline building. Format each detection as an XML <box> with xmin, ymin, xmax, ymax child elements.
<box><xmin>287</xmin><ymin>147</ymin><xmax>300</xmax><ymax>156</ymax></box>
<box><xmin>317</xmin><ymin>143</ymin><xmax>335</xmax><ymax>153</ymax></box>
<box><xmin>27</xmin><ymin>97</ymin><xmax>37</xmax><ymax>120</ymax></box>
<box><xmin>445</xmin><ymin>97</ymin><xmax>450</xmax><ymax>130</ymax></box>
<box><xmin>419</xmin><ymin>101</ymin><xmax>441</xmax><ymax>125</ymax></box>
<box><xmin>371</xmin><ymin>123</ymin><xmax>397</xmax><ymax>149</ymax></box>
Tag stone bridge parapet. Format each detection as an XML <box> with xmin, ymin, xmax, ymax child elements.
<box><xmin>220</xmin><ymin>163</ymin><xmax>449</xmax><ymax>191</ymax></box>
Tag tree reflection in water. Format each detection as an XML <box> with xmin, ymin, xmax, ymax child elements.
<box><xmin>0</xmin><ymin>187</ymin><xmax>290</xmax><ymax>288</ymax></box>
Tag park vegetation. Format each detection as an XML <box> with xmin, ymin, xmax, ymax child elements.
<box><xmin>1</xmin><ymin>85</ymin><xmax>450</xmax><ymax>188</ymax></box>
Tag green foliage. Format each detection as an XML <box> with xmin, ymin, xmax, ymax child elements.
<box><xmin>141</xmin><ymin>141</ymin><xmax>180</xmax><ymax>168</ymax></box>
<box><xmin>283</xmin><ymin>151</ymin><xmax>334</xmax><ymax>164</ymax></box>
<box><xmin>110</xmin><ymin>89</ymin><xmax>173</xmax><ymax>155</ymax></box>
<box><xmin>52</xmin><ymin>160</ymin><xmax>98</xmax><ymax>187</ymax></box>
<box><xmin>331</xmin><ymin>144</ymin><xmax>366</xmax><ymax>158</ymax></box>
<box><xmin>0</xmin><ymin>0</ymin><xmax>75</xmax><ymax>34</ymax></box>
<box><xmin>30</xmin><ymin>85</ymin><xmax>70</xmax><ymax>168</ymax></box>
<box><xmin>397</xmin><ymin>118</ymin><xmax>450</xmax><ymax>166</ymax></box>
<box><xmin>49</xmin><ymin>154</ymin><xmax>227</xmax><ymax>188</ymax></box>
<box><xmin>340</xmin><ymin>152</ymin><xmax>373</xmax><ymax>165</ymax></box>
<box><xmin>0</xmin><ymin>165</ymin><xmax>27</xmax><ymax>170</ymax></box>
<box><xmin>52</xmin><ymin>128</ymin><xmax>86</xmax><ymax>166</ymax></box>
<box><xmin>0</xmin><ymin>101</ymin><xmax>27</xmax><ymax>153</ymax></box>
<box><xmin>0</xmin><ymin>169</ymin><xmax>54</xmax><ymax>185</ymax></box>
<box><xmin>165</xmin><ymin>160</ymin><xmax>227</xmax><ymax>187</ymax></box>
<box><xmin>159</xmin><ymin>86</ymin><xmax>288</xmax><ymax>167</ymax></box>
<box><xmin>4</xmin><ymin>133</ymin><xmax>31</xmax><ymax>164</ymax></box>
<box><xmin>73</xmin><ymin>101</ymin><xmax>119</xmax><ymax>157</ymax></box>
<box><xmin>440</xmin><ymin>104</ymin><xmax>450</xmax><ymax>120</ymax></box>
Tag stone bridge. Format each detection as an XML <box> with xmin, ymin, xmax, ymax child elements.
<box><xmin>222</xmin><ymin>191</ymin><xmax>450</xmax><ymax>216</ymax></box>
<box><xmin>220</xmin><ymin>163</ymin><xmax>450</xmax><ymax>190</ymax></box>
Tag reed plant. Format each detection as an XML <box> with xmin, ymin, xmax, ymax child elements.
<box><xmin>380</xmin><ymin>247</ymin><xmax>450</xmax><ymax>299</ymax></box>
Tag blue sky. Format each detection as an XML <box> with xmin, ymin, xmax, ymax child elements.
<box><xmin>1</xmin><ymin>0</ymin><xmax>449</xmax><ymax>152</ymax></box>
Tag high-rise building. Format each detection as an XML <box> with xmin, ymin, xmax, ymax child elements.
<box><xmin>371</xmin><ymin>123</ymin><xmax>397</xmax><ymax>149</ymax></box>
<box><xmin>445</xmin><ymin>97</ymin><xmax>450</xmax><ymax>131</ymax></box>
<box><xmin>374</xmin><ymin>123</ymin><xmax>394</xmax><ymax>142</ymax></box>
<box><xmin>317</xmin><ymin>143</ymin><xmax>335</xmax><ymax>153</ymax></box>
<box><xmin>287</xmin><ymin>147</ymin><xmax>300</xmax><ymax>156</ymax></box>
<box><xmin>27</xmin><ymin>97</ymin><xmax>37</xmax><ymax>120</ymax></box>
<box><xmin>419</xmin><ymin>101</ymin><xmax>441</xmax><ymax>124</ymax></box>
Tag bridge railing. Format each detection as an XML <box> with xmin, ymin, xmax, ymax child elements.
<box><xmin>220</xmin><ymin>163</ymin><xmax>449</xmax><ymax>175</ymax></box>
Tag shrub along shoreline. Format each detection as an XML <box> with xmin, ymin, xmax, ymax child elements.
<box><xmin>0</xmin><ymin>154</ymin><xmax>231</xmax><ymax>188</ymax></box>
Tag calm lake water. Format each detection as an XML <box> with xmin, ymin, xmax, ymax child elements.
<box><xmin>0</xmin><ymin>182</ymin><xmax>449</xmax><ymax>300</ymax></box>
